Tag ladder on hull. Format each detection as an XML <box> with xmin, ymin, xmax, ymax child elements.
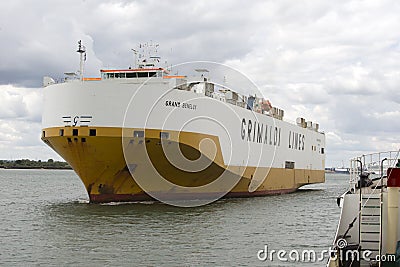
<box><xmin>359</xmin><ymin>194</ymin><xmax>382</xmax><ymax>267</ymax></box>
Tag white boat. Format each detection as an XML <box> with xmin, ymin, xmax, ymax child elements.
<box><xmin>335</xmin><ymin>167</ymin><xmax>350</xmax><ymax>174</ymax></box>
<box><xmin>328</xmin><ymin>150</ymin><xmax>400</xmax><ymax>267</ymax></box>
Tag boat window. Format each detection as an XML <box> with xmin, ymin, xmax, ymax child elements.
<box><xmin>137</xmin><ymin>72</ymin><xmax>148</xmax><ymax>78</ymax></box>
<box><xmin>59</xmin><ymin>129</ymin><xmax>64</xmax><ymax>136</ymax></box>
<box><xmin>285</xmin><ymin>161</ymin><xmax>295</xmax><ymax>169</ymax></box>
<box><xmin>103</xmin><ymin>71</ymin><xmax>161</xmax><ymax>79</ymax></box>
<box><xmin>321</xmin><ymin>148</ymin><xmax>325</xmax><ymax>154</ymax></box>
<box><xmin>89</xmin><ymin>129</ymin><xmax>96</xmax><ymax>136</ymax></box>
<box><xmin>73</xmin><ymin>129</ymin><xmax>78</xmax><ymax>136</ymax></box>
<box><xmin>134</xmin><ymin>130</ymin><xmax>144</xmax><ymax>138</ymax></box>
<box><xmin>126</xmin><ymin>73</ymin><xmax>137</xmax><ymax>78</ymax></box>
<box><xmin>160</xmin><ymin>132</ymin><xmax>169</xmax><ymax>139</ymax></box>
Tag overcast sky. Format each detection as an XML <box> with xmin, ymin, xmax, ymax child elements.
<box><xmin>1</xmin><ymin>0</ymin><xmax>399</xmax><ymax>166</ymax></box>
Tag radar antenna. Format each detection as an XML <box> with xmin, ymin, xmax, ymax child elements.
<box><xmin>136</xmin><ymin>41</ymin><xmax>160</xmax><ymax>69</ymax></box>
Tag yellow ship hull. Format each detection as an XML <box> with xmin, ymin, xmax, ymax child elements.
<box><xmin>42</xmin><ymin>126</ymin><xmax>324</xmax><ymax>203</ymax></box>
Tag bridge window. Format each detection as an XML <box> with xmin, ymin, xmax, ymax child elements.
<box><xmin>103</xmin><ymin>71</ymin><xmax>161</xmax><ymax>79</ymax></box>
<box><xmin>137</xmin><ymin>72</ymin><xmax>148</xmax><ymax>78</ymax></box>
<box><xmin>103</xmin><ymin>71</ymin><xmax>162</xmax><ymax>79</ymax></box>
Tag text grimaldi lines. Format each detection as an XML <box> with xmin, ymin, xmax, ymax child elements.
<box><xmin>241</xmin><ymin>118</ymin><xmax>306</xmax><ymax>150</ymax></box>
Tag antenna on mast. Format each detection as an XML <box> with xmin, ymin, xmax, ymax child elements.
<box><xmin>131</xmin><ymin>49</ymin><xmax>138</xmax><ymax>69</ymax></box>
<box><xmin>77</xmin><ymin>40</ymin><xmax>86</xmax><ymax>80</ymax></box>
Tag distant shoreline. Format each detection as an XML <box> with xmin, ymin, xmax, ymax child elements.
<box><xmin>0</xmin><ymin>166</ymin><xmax>72</xmax><ymax>170</ymax></box>
<box><xmin>0</xmin><ymin>159</ymin><xmax>72</xmax><ymax>170</ymax></box>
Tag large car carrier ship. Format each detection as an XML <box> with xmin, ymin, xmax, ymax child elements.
<box><xmin>41</xmin><ymin>41</ymin><xmax>325</xmax><ymax>204</ymax></box>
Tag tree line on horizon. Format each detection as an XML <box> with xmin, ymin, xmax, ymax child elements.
<box><xmin>0</xmin><ymin>159</ymin><xmax>71</xmax><ymax>169</ymax></box>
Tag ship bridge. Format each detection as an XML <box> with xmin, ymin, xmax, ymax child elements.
<box><xmin>101</xmin><ymin>42</ymin><xmax>168</xmax><ymax>80</ymax></box>
<box><xmin>100</xmin><ymin>68</ymin><xmax>167</xmax><ymax>79</ymax></box>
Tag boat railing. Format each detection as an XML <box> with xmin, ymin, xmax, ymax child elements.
<box><xmin>349</xmin><ymin>150</ymin><xmax>400</xmax><ymax>191</ymax></box>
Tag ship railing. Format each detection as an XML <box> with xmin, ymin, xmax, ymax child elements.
<box><xmin>349</xmin><ymin>150</ymin><xmax>400</xmax><ymax>192</ymax></box>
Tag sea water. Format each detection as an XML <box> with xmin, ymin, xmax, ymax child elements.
<box><xmin>0</xmin><ymin>169</ymin><xmax>348</xmax><ymax>266</ymax></box>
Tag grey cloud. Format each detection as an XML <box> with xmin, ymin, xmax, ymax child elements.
<box><xmin>0</xmin><ymin>89</ymin><xmax>28</xmax><ymax>118</ymax></box>
<box><xmin>0</xmin><ymin>86</ymin><xmax>42</xmax><ymax>122</ymax></box>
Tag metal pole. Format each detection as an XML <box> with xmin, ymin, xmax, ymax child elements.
<box><xmin>131</xmin><ymin>49</ymin><xmax>137</xmax><ymax>69</ymax></box>
<box><xmin>80</xmin><ymin>52</ymin><xmax>84</xmax><ymax>80</ymax></box>
<box><xmin>356</xmin><ymin>159</ymin><xmax>363</xmax><ymax>248</ymax></box>
<box><xmin>379</xmin><ymin>158</ymin><xmax>387</xmax><ymax>266</ymax></box>
<box><xmin>77</xmin><ymin>40</ymin><xmax>86</xmax><ymax>81</ymax></box>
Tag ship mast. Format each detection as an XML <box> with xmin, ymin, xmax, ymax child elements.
<box><xmin>77</xmin><ymin>40</ymin><xmax>86</xmax><ymax>80</ymax></box>
<box><xmin>131</xmin><ymin>49</ymin><xmax>138</xmax><ymax>69</ymax></box>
